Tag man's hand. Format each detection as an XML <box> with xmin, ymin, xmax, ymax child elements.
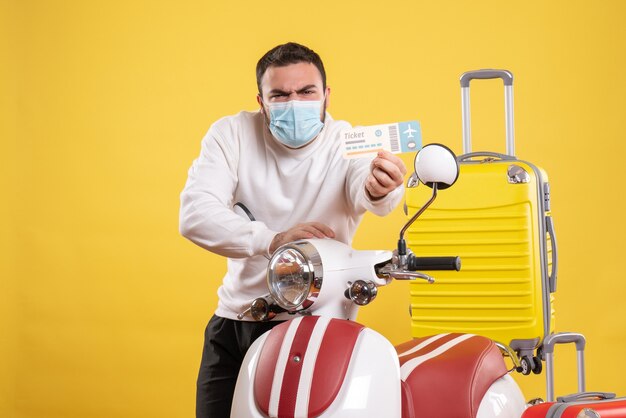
<box><xmin>365</xmin><ymin>150</ymin><xmax>407</xmax><ymax>200</ymax></box>
<box><xmin>269</xmin><ymin>222</ymin><xmax>335</xmax><ymax>254</ymax></box>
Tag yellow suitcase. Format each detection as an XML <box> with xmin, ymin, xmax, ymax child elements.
<box><xmin>406</xmin><ymin>70</ymin><xmax>557</xmax><ymax>373</ymax></box>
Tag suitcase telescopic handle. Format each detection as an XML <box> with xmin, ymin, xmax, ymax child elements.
<box><xmin>460</xmin><ymin>69</ymin><xmax>515</xmax><ymax>156</ymax></box>
<box><xmin>542</xmin><ymin>332</ymin><xmax>586</xmax><ymax>402</ymax></box>
<box><xmin>460</xmin><ymin>69</ymin><xmax>514</xmax><ymax>87</ymax></box>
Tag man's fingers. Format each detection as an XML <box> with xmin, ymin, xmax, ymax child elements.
<box><xmin>306</xmin><ymin>222</ymin><xmax>335</xmax><ymax>238</ymax></box>
<box><xmin>372</xmin><ymin>167</ymin><xmax>395</xmax><ymax>188</ymax></box>
<box><xmin>298</xmin><ymin>230</ymin><xmax>316</xmax><ymax>239</ymax></box>
<box><xmin>367</xmin><ymin>150</ymin><xmax>407</xmax><ymax>200</ymax></box>
<box><xmin>378</xmin><ymin>150</ymin><xmax>407</xmax><ymax>174</ymax></box>
<box><xmin>271</xmin><ymin>222</ymin><xmax>336</xmax><ymax>254</ymax></box>
<box><xmin>372</xmin><ymin>156</ymin><xmax>406</xmax><ymax>184</ymax></box>
<box><xmin>300</xmin><ymin>225</ymin><xmax>325</xmax><ymax>239</ymax></box>
<box><xmin>366</xmin><ymin>175</ymin><xmax>387</xmax><ymax>198</ymax></box>
<box><xmin>294</xmin><ymin>222</ymin><xmax>335</xmax><ymax>239</ymax></box>
<box><xmin>373</xmin><ymin>151</ymin><xmax>407</xmax><ymax>178</ymax></box>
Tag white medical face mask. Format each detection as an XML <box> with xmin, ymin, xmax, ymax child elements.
<box><xmin>267</xmin><ymin>99</ymin><xmax>324</xmax><ymax>148</ymax></box>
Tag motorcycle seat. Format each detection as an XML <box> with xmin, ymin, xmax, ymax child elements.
<box><xmin>395</xmin><ymin>333</ymin><xmax>508</xmax><ymax>418</ymax></box>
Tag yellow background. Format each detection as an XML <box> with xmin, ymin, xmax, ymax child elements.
<box><xmin>2</xmin><ymin>0</ymin><xmax>626</xmax><ymax>416</ymax></box>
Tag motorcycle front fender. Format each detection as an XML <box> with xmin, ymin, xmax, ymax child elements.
<box><xmin>231</xmin><ymin>322</ymin><xmax>402</xmax><ymax>418</ymax></box>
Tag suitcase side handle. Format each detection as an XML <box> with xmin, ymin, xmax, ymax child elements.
<box><xmin>547</xmin><ymin>215</ymin><xmax>558</xmax><ymax>292</ymax></box>
<box><xmin>460</xmin><ymin>69</ymin><xmax>515</xmax><ymax>156</ymax></box>
<box><xmin>556</xmin><ymin>391</ymin><xmax>616</xmax><ymax>403</ymax></box>
<box><xmin>543</xmin><ymin>332</ymin><xmax>586</xmax><ymax>402</ymax></box>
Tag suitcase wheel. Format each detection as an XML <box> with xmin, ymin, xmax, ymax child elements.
<box><xmin>520</xmin><ymin>356</ymin><xmax>542</xmax><ymax>375</ymax></box>
<box><xmin>531</xmin><ymin>356</ymin><xmax>542</xmax><ymax>374</ymax></box>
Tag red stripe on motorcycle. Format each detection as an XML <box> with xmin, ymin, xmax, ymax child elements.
<box><xmin>254</xmin><ymin>320</ymin><xmax>291</xmax><ymax>416</ymax></box>
<box><xmin>276</xmin><ymin>316</ymin><xmax>320</xmax><ymax>418</ymax></box>
<box><xmin>396</xmin><ymin>333</ymin><xmax>465</xmax><ymax>364</ymax></box>
<box><xmin>308</xmin><ymin>319</ymin><xmax>365</xmax><ymax>417</ymax></box>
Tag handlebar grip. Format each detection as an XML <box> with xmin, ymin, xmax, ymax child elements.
<box><xmin>408</xmin><ymin>256</ymin><xmax>461</xmax><ymax>271</ymax></box>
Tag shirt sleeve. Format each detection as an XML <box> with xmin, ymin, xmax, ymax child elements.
<box><xmin>345</xmin><ymin>157</ymin><xmax>405</xmax><ymax>216</ymax></box>
<box><xmin>179</xmin><ymin>122</ymin><xmax>277</xmax><ymax>258</ymax></box>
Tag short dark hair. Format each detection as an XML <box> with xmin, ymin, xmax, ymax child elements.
<box><xmin>256</xmin><ymin>42</ymin><xmax>326</xmax><ymax>95</ymax></box>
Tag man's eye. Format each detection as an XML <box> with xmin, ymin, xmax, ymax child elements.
<box><xmin>303</xmin><ymin>90</ymin><xmax>314</xmax><ymax>95</ymax></box>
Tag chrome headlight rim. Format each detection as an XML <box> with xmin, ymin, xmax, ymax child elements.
<box><xmin>266</xmin><ymin>240</ymin><xmax>323</xmax><ymax>311</ymax></box>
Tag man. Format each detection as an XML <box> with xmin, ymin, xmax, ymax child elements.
<box><xmin>180</xmin><ymin>42</ymin><xmax>406</xmax><ymax>418</ymax></box>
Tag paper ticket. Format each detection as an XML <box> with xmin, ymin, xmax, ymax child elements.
<box><xmin>341</xmin><ymin>121</ymin><xmax>422</xmax><ymax>159</ymax></box>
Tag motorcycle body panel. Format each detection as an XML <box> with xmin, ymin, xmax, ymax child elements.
<box><xmin>231</xmin><ymin>316</ymin><xmax>401</xmax><ymax>418</ymax></box>
<box><xmin>300</xmin><ymin>239</ymin><xmax>392</xmax><ymax>321</ymax></box>
<box><xmin>477</xmin><ymin>375</ymin><xmax>527</xmax><ymax>418</ymax></box>
<box><xmin>232</xmin><ymin>315</ymin><xmax>526</xmax><ymax>418</ymax></box>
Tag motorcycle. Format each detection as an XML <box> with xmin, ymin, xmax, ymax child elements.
<box><xmin>231</xmin><ymin>144</ymin><xmax>529</xmax><ymax>418</ymax></box>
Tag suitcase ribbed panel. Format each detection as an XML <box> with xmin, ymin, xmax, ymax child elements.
<box><xmin>406</xmin><ymin>161</ymin><xmax>555</xmax><ymax>346</ymax></box>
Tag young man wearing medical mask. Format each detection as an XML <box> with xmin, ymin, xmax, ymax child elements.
<box><xmin>180</xmin><ymin>42</ymin><xmax>406</xmax><ymax>418</ymax></box>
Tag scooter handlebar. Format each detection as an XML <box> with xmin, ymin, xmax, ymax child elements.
<box><xmin>407</xmin><ymin>256</ymin><xmax>461</xmax><ymax>271</ymax></box>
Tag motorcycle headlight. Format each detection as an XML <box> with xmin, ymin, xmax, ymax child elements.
<box><xmin>267</xmin><ymin>241</ymin><xmax>323</xmax><ymax>311</ymax></box>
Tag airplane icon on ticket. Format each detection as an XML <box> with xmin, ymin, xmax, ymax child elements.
<box><xmin>403</xmin><ymin>124</ymin><xmax>417</xmax><ymax>139</ymax></box>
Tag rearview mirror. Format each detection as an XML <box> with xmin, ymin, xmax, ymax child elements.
<box><xmin>414</xmin><ymin>144</ymin><xmax>459</xmax><ymax>190</ymax></box>
<box><xmin>397</xmin><ymin>144</ymin><xmax>459</xmax><ymax>256</ymax></box>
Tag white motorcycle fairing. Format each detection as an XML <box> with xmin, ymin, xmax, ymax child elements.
<box><xmin>281</xmin><ymin>238</ymin><xmax>393</xmax><ymax>321</ymax></box>
<box><xmin>233</xmin><ymin>317</ymin><xmax>527</xmax><ymax>418</ymax></box>
<box><xmin>231</xmin><ymin>315</ymin><xmax>401</xmax><ymax>418</ymax></box>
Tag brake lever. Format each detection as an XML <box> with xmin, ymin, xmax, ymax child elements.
<box><xmin>377</xmin><ymin>261</ymin><xmax>435</xmax><ymax>283</ymax></box>
<box><xmin>387</xmin><ymin>270</ymin><xmax>435</xmax><ymax>283</ymax></box>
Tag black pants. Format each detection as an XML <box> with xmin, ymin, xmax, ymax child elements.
<box><xmin>196</xmin><ymin>315</ymin><xmax>285</xmax><ymax>418</ymax></box>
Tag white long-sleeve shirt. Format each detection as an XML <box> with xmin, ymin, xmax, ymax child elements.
<box><xmin>180</xmin><ymin>110</ymin><xmax>404</xmax><ymax>320</ymax></box>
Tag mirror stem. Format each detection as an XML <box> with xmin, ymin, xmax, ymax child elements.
<box><xmin>398</xmin><ymin>183</ymin><xmax>438</xmax><ymax>255</ymax></box>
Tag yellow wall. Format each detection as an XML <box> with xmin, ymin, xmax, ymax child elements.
<box><xmin>3</xmin><ymin>0</ymin><xmax>626</xmax><ymax>416</ymax></box>
<box><xmin>2</xmin><ymin>0</ymin><xmax>18</xmax><ymax>415</ymax></box>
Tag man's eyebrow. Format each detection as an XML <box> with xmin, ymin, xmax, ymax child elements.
<box><xmin>268</xmin><ymin>88</ymin><xmax>289</xmax><ymax>95</ymax></box>
<box><xmin>296</xmin><ymin>85</ymin><xmax>318</xmax><ymax>93</ymax></box>
<box><xmin>267</xmin><ymin>85</ymin><xmax>319</xmax><ymax>96</ymax></box>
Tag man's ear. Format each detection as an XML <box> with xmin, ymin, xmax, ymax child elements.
<box><xmin>257</xmin><ymin>94</ymin><xmax>264</xmax><ymax>114</ymax></box>
<box><xmin>324</xmin><ymin>87</ymin><xmax>331</xmax><ymax>110</ymax></box>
